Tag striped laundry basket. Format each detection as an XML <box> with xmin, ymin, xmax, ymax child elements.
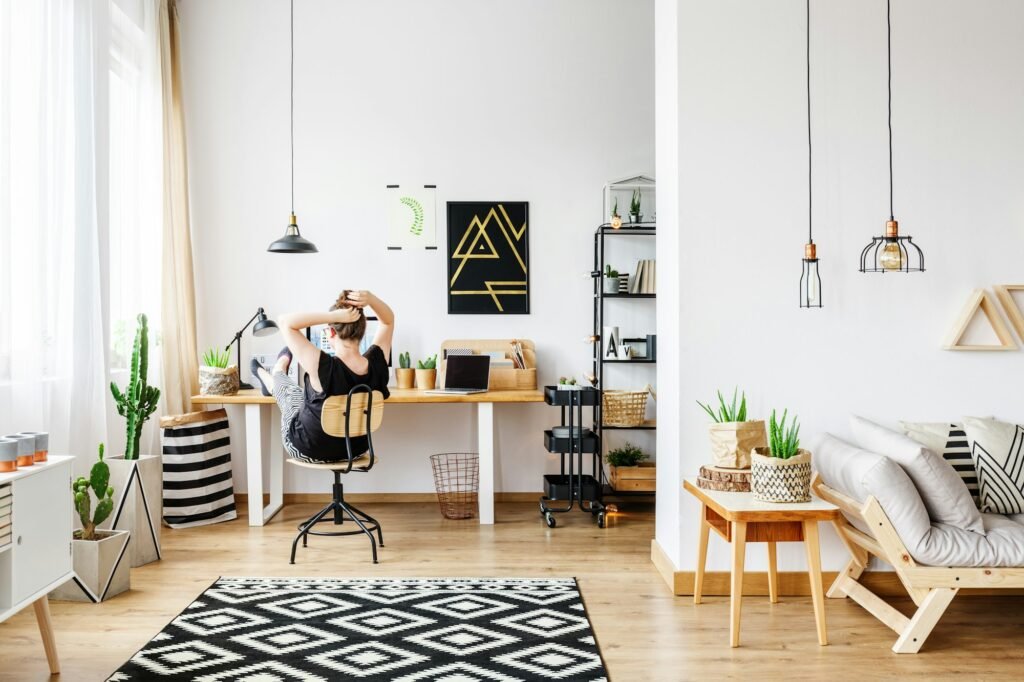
<box><xmin>160</xmin><ymin>409</ymin><xmax>237</xmax><ymax>528</ymax></box>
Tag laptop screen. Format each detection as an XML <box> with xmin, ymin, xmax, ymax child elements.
<box><xmin>444</xmin><ymin>355</ymin><xmax>490</xmax><ymax>390</ymax></box>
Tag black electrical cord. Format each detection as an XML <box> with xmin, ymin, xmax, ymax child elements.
<box><xmin>290</xmin><ymin>0</ymin><xmax>295</xmax><ymax>214</ymax></box>
<box><xmin>887</xmin><ymin>0</ymin><xmax>894</xmax><ymax>221</ymax></box>
<box><xmin>806</xmin><ymin>0</ymin><xmax>813</xmax><ymax>245</ymax></box>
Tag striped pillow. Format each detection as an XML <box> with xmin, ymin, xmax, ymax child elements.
<box><xmin>963</xmin><ymin>417</ymin><xmax>1024</xmax><ymax>515</ymax></box>
<box><xmin>901</xmin><ymin>421</ymin><xmax>979</xmax><ymax>507</ymax></box>
<box><xmin>161</xmin><ymin>409</ymin><xmax>237</xmax><ymax>528</ymax></box>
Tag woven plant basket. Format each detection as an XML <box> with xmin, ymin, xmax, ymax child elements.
<box><xmin>603</xmin><ymin>388</ymin><xmax>651</xmax><ymax>427</ymax></box>
<box><xmin>199</xmin><ymin>365</ymin><xmax>239</xmax><ymax>396</ymax></box>
<box><xmin>750</xmin><ymin>448</ymin><xmax>812</xmax><ymax>503</ymax></box>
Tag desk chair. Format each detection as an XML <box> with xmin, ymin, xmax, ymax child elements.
<box><xmin>287</xmin><ymin>385</ymin><xmax>385</xmax><ymax>564</ymax></box>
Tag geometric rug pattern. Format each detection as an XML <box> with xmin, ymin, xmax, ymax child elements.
<box><xmin>108</xmin><ymin>577</ymin><xmax>607</xmax><ymax>681</ymax></box>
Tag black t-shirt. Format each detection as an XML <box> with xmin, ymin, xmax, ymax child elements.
<box><xmin>288</xmin><ymin>345</ymin><xmax>391</xmax><ymax>461</ymax></box>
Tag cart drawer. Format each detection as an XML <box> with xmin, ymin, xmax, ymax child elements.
<box><xmin>543</xmin><ymin>386</ymin><xmax>601</xmax><ymax>407</ymax></box>
<box><xmin>543</xmin><ymin>430</ymin><xmax>599</xmax><ymax>454</ymax></box>
<box><xmin>544</xmin><ymin>474</ymin><xmax>601</xmax><ymax>501</ymax></box>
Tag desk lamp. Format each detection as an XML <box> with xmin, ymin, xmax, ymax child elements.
<box><xmin>228</xmin><ymin>308</ymin><xmax>279</xmax><ymax>389</ymax></box>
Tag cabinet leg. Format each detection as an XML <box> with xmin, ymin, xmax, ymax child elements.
<box><xmin>694</xmin><ymin>506</ymin><xmax>710</xmax><ymax>605</ymax></box>
<box><xmin>730</xmin><ymin>521</ymin><xmax>747</xmax><ymax>647</ymax></box>
<box><xmin>767</xmin><ymin>541</ymin><xmax>779</xmax><ymax>604</ymax></box>
<box><xmin>33</xmin><ymin>595</ymin><xmax>59</xmax><ymax>675</ymax></box>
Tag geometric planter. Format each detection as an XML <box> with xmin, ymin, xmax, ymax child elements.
<box><xmin>51</xmin><ymin>530</ymin><xmax>131</xmax><ymax>603</ymax></box>
<box><xmin>101</xmin><ymin>455</ymin><xmax>162</xmax><ymax>567</ymax></box>
<box><xmin>609</xmin><ymin>462</ymin><xmax>657</xmax><ymax>492</ymax></box>
<box><xmin>750</xmin><ymin>448</ymin><xmax>813</xmax><ymax>503</ymax></box>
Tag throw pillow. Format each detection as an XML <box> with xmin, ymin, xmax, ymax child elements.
<box><xmin>901</xmin><ymin>421</ymin><xmax>980</xmax><ymax>506</ymax></box>
<box><xmin>963</xmin><ymin>417</ymin><xmax>1024</xmax><ymax>515</ymax></box>
<box><xmin>851</xmin><ymin>416</ymin><xmax>985</xmax><ymax>534</ymax></box>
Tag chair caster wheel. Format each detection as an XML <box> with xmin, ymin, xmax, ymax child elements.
<box><xmin>544</xmin><ymin>513</ymin><xmax>556</xmax><ymax>528</ymax></box>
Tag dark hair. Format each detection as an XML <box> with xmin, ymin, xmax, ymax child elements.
<box><xmin>328</xmin><ymin>290</ymin><xmax>366</xmax><ymax>341</ymax></box>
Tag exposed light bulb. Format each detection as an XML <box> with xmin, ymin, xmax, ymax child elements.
<box><xmin>805</xmin><ymin>264</ymin><xmax>820</xmax><ymax>305</ymax></box>
<box><xmin>880</xmin><ymin>242</ymin><xmax>903</xmax><ymax>271</ymax></box>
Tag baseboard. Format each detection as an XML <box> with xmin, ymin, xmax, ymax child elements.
<box><xmin>236</xmin><ymin>492</ymin><xmax>542</xmax><ymax>505</ymax></box>
<box><xmin>650</xmin><ymin>538</ymin><xmax>688</xmax><ymax>594</ymax></box>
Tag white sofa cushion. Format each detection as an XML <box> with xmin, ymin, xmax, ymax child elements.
<box><xmin>963</xmin><ymin>416</ymin><xmax>1024</xmax><ymax>514</ymax></box>
<box><xmin>901</xmin><ymin>421</ymin><xmax>979</xmax><ymax>506</ymax></box>
<box><xmin>851</xmin><ymin>416</ymin><xmax>984</xmax><ymax>535</ymax></box>
<box><xmin>812</xmin><ymin>433</ymin><xmax>1024</xmax><ymax>567</ymax></box>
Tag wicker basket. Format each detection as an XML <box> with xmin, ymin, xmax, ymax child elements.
<box><xmin>430</xmin><ymin>453</ymin><xmax>479</xmax><ymax>520</ymax></box>
<box><xmin>602</xmin><ymin>387</ymin><xmax>652</xmax><ymax>427</ymax></box>
<box><xmin>750</xmin><ymin>448</ymin><xmax>813</xmax><ymax>503</ymax></box>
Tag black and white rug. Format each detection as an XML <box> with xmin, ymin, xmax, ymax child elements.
<box><xmin>109</xmin><ymin>577</ymin><xmax>608</xmax><ymax>681</ymax></box>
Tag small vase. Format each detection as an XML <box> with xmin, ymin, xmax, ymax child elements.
<box><xmin>750</xmin><ymin>448</ymin><xmax>813</xmax><ymax>502</ymax></box>
<box><xmin>629</xmin><ymin>212</ymin><xmax>642</xmax><ymax>224</ymax></box>
<box><xmin>603</xmin><ymin>278</ymin><xmax>620</xmax><ymax>295</ymax></box>
<box><xmin>415</xmin><ymin>368</ymin><xmax>437</xmax><ymax>390</ymax></box>
<box><xmin>395</xmin><ymin>368</ymin><xmax>415</xmax><ymax>389</ymax></box>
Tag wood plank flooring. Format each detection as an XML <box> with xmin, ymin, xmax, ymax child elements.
<box><xmin>2</xmin><ymin>501</ymin><xmax>1023</xmax><ymax>680</ymax></box>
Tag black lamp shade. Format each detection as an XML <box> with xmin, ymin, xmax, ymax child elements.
<box><xmin>253</xmin><ymin>313</ymin><xmax>279</xmax><ymax>337</ymax></box>
<box><xmin>268</xmin><ymin>215</ymin><xmax>318</xmax><ymax>253</ymax></box>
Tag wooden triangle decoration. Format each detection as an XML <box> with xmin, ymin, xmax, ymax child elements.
<box><xmin>994</xmin><ymin>285</ymin><xmax>1024</xmax><ymax>343</ymax></box>
<box><xmin>943</xmin><ymin>288</ymin><xmax>1017</xmax><ymax>351</ymax></box>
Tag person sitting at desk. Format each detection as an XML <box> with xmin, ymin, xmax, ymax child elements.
<box><xmin>251</xmin><ymin>290</ymin><xmax>394</xmax><ymax>463</ymax></box>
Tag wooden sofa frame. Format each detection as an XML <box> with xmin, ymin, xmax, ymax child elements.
<box><xmin>813</xmin><ymin>475</ymin><xmax>1024</xmax><ymax>653</ymax></box>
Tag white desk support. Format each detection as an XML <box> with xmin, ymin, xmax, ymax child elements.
<box><xmin>0</xmin><ymin>456</ymin><xmax>74</xmax><ymax>675</ymax></box>
<box><xmin>192</xmin><ymin>388</ymin><xmax>544</xmax><ymax>526</ymax></box>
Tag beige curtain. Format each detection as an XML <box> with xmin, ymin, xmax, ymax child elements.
<box><xmin>159</xmin><ymin>0</ymin><xmax>199</xmax><ymax>415</ymax></box>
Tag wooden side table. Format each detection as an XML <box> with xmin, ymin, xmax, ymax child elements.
<box><xmin>683</xmin><ymin>478</ymin><xmax>840</xmax><ymax>647</ymax></box>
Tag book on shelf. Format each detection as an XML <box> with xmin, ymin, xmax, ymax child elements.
<box><xmin>628</xmin><ymin>259</ymin><xmax>656</xmax><ymax>294</ymax></box>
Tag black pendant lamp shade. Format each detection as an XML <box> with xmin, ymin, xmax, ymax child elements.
<box><xmin>860</xmin><ymin>0</ymin><xmax>924</xmax><ymax>273</ymax></box>
<box><xmin>268</xmin><ymin>0</ymin><xmax>317</xmax><ymax>254</ymax></box>
<box><xmin>799</xmin><ymin>0</ymin><xmax>822</xmax><ymax>308</ymax></box>
<box><xmin>252</xmin><ymin>308</ymin><xmax>279</xmax><ymax>336</ymax></box>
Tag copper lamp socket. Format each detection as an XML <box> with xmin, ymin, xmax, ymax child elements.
<box><xmin>885</xmin><ymin>220</ymin><xmax>899</xmax><ymax>238</ymax></box>
<box><xmin>804</xmin><ymin>243</ymin><xmax>817</xmax><ymax>260</ymax></box>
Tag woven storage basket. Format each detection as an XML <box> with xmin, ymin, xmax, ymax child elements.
<box><xmin>750</xmin><ymin>448</ymin><xmax>812</xmax><ymax>503</ymax></box>
<box><xmin>603</xmin><ymin>387</ymin><xmax>652</xmax><ymax>427</ymax></box>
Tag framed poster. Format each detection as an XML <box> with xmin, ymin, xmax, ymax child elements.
<box><xmin>447</xmin><ymin>202</ymin><xmax>529</xmax><ymax>314</ymax></box>
<box><xmin>386</xmin><ymin>185</ymin><xmax>437</xmax><ymax>249</ymax></box>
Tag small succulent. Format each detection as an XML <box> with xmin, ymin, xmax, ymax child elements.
<box><xmin>604</xmin><ymin>264</ymin><xmax>619</xmax><ymax>278</ymax></box>
<box><xmin>630</xmin><ymin>189</ymin><xmax>641</xmax><ymax>215</ymax></box>
<box><xmin>611</xmin><ymin>197</ymin><xmax>620</xmax><ymax>218</ymax></box>
<box><xmin>697</xmin><ymin>387</ymin><xmax>749</xmax><ymax>423</ymax></box>
<box><xmin>417</xmin><ymin>354</ymin><xmax>437</xmax><ymax>370</ymax></box>
<box><xmin>202</xmin><ymin>347</ymin><xmax>230</xmax><ymax>368</ymax></box>
<box><xmin>768</xmin><ymin>408</ymin><xmax>801</xmax><ymax>459</ymax></box>
<box><xmin>606</xmin><ymin>443</ymin><xmax>647</xmax><ymax>467</ymax></box>
<box><xmin>399</xmin><ymin>352</ymin><xmax>411</xmax><ymax>369</ymax></box>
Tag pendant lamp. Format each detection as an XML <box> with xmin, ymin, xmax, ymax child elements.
<box><xmin>799</xmin><ymin>0</ymin><xmax>822</xmax><ymax>308</ymax></box>
<box><xmin>268</xmin><ymin>0</ymin><xmax>318</xmax><ymax>254</ymax></box>
<box><xmin>859</xmin><ymin>0</ymin><xmax>923</xmax><ymax>273</ymax></box>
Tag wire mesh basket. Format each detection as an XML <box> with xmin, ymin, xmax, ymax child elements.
<box><xmin>430</xmin><ymin>452</ymin><xmax>479</xmax><ymax>520</ymax></box>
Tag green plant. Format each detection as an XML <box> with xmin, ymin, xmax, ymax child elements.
<box><xmin>606</xmin><ymin>443</ymin><xmax>648</xmax><ymax>467</ymax></box>
<box><xmin>630</xmin><ymin>189</ymin><xmax>641</xmax><ymax>215</ymax></box>
<box><xmin>72</xmin><ymin>443</ymin><xmax>115</xmax><ymax>541</ymax></box>
<box><xmin>767</xmin><ymin>408</ymin><xmax>801</xmax><ymax>459</ymax></box>
<box><xmin>398</xmin><ymin>352</ymin><xmax>411</xmax><ymax>369</ymax></box>
<box><xmin>201</xmin><ymin>347</ymin><xmax>230</xmax><ymax>368</ymax></box>
<box><xmin>417</xmin><ymin>354</ymin><xmax>437</xmax><ymax>370</ymax></box>
<box><xmin>110</xmin><ymin>313</ymin><xmax>161</xmax><ymax>460</ymax></box>
<box><xmin>611</xmin><ymin>197</ymin><xmax>620</xmax><ymax>218</ymax></box>
<box><xmin>696</xmin><ymin>388</ymin><xmax>749</xmax><ymax>423</ymax></box>
<box><xmin>604</xmin><ymin>264</ymin><xmax>619</xmax><ymax>278</ymax></box>
<box><xmin>558</xmin><ymin>376</ymin><xmax>577</xmax><ymax>386</ymax></box>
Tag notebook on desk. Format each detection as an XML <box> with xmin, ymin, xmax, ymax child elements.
<box><xmin>426</xmin><ymin>355</ymin><xmax>490</xmax><ymax>395</ymax></box>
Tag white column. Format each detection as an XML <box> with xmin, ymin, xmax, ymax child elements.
<box><xmin>477</xmin><ymin>402</ymin><xmax>495</xmax><ymax>524</ymax></box>
<box><xmin>265</xmin><ymin>404</ymin><xmax>284</xmax><ymax>524</ymax></box>
<box><xmin>244</xmin><ymin>403</ymin><xmax>263</xmax><ymax>526</ymax></box>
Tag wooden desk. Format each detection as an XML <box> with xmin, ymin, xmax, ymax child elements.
<box><xmin>192</xmin><ymin>388</ymin><xmax>544</xmax><ymax>526</ymax></box>
<box><xmin>683</xmin><ymin>478</ymin><xmax>840</xmax><ymax>648</ymax></box>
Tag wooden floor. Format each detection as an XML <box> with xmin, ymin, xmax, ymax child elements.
<box><xmin>3</xmin><ymin>501</ymin><xmax>1024</xmax><ymax>681</ymax></box>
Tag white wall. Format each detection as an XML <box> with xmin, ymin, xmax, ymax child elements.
<box><xmin>656</xmin><ymin>0</ymin><xmax>1024</xmax><ymax>573</ymax></box>
<box><xmin>179</xmin><ymin>0</ymin><xmax>655</xmax><ymax>493</ymax></box>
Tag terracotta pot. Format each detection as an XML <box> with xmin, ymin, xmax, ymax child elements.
<box><xmin>707</xmin><ymin>421</ymin><xmax>766</xmax><ymax>469</ymax></box>
<box><xmin>415</xmin><ymin>368</ymin><xmax>437</xmax><ymax>390</ymax></box>
<box><xmin>750</xmin><ymin>448</ymin><xmax>813</xmax><ymax>503</ymax></box>
<box><xmin>395</xmin><ymin>368</ymin><xmax>415</xmax><ymax>390</ymax></box>
<box><xmin>52</xmin><ymin>530</ymin><xmax>131</xmax><ymax>602</ymax></box>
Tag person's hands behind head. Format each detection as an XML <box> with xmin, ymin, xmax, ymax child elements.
<box><xmin>346</xmin><ymin>290</ymin><xmax>372</xmax><ymax>308</ymax></box>
<box><xmin>330</xmin><ymin>306</ymin><xmax>362</xmax><ymax>324</ymax></box>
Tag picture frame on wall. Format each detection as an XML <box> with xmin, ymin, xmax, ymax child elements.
<box><xmin>446</xmin><ymin>201</ymin><xmax>530</xmax><ymax>315</ymax></box>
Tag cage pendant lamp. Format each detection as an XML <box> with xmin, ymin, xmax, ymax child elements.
<box><xmin>859</xmin><ymin>0</ymin><xmax>923</xmax><ymax>273</ymax></box>
<box><xmin>799</xmin><ymin>0</ymin><xmax>821</xmax><ymax>308</ymax></box>
<box><xmin>268</xmin><ymin>0</ymin><xmax>318</xmax><ymax>254</ymax></box>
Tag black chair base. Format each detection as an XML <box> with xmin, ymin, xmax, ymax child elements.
<box><xmin>290</xmin><ymin>471</ymin><xmax>384</xmax><ymax>564</ymax></box>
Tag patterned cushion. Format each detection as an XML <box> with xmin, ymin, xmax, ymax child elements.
<box><xmin>901</xmin><ymin>421</ymin><xmax>979</xmax><ymax>506</ymax></box>
<box><xmin>963</xmin><ymin>417</ymin><xmax>1024</xmax><ymax>515</ymax></box>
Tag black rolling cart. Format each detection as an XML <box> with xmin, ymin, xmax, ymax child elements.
<box><xmin>540</xmin><ymin>386</ymin><xmax>606</xmax><ymax>528</ymax></box>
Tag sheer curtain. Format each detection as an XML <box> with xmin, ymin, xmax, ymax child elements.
<box><xmin>0</xmin><ymin>0</ymin><xmax>165</xmax><ymax>465</ymax></box>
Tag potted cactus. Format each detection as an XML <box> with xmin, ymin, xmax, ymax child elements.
<box><xmin>105</xmin><ymin>313</ymin><xmax>162</xmax><ymax>568</ymax></box>
<box><xmin>198</xmin><ymin>346</ymin><xmax>239</xmax><ymax>396</ymax></box>
<box><xmin>629</xmin><ymin>188</ymin><xmax>642</xmax><ymax>223</ymax></box>
<box><xmin>603</xmin><ymin>265</ymin><xmax>621</xmax><ymax>294</ymax></box>
<box><xmin>53</xmin><ymin>444</ymin><xmax>131</xmax><ymax>602</ymax></box>
<box><xmin>396</xmin><ymin>351</ymin><xmax>415</xmax><ymax>389</ymax></box>
<box><xmin>415</xmin><ymin>354</ymin><xmax>437</xmax><ymax>390</ymax></box>
<box><xmin>697</xmin><ymin>388</ymin><xmax>767</xmax><ymax>469</ymax></box>
<box><xmin>751</xmin><ymin>409</ymin><xmax>812</xmax><ymax>502</ymax></box>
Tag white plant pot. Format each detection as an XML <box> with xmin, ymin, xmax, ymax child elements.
<box><xmin>603</xmin><ymin>278</ymin><xmax>620</xmax><ymax>294</ymax></box>
<box><xmin>51</xmin><ymin>530</ymin><xmax>131</xmax><ymax>602</ymax></box>
<box><xmin>102</xmin><ymin>455</ymin><xmax>162</xmax><ymax>567</ymax></box>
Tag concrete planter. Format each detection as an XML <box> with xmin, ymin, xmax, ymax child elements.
<box><xmin>52</xmin><ymin>530</ymin><xmax>131</xmax><ymax>602</ymax></box>
<box><xmin>102</xmin><ymin>455</ymin><xmax>162</xmax><ymax>567</ymax></box>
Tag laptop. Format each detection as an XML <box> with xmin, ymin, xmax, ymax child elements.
<box><xmin>425</xmin><ymin>355</ymin><xmax>490</xmax><ymax>395</ymax></box>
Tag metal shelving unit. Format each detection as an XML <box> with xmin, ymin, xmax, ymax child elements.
<box><xmin>592</xmin><ymin>223</ymin><xmax>656</xmax><ymax>496</ymax></box>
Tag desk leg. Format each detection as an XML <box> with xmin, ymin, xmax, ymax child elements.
<box><xmin>33</xmin><ymin>595</ymin><xmax>59</xmax><ymax>675</ymax></box>
<box><xmin>730</xmin><ymin>520</ymin><xmax>747</xmax><ymax>647</ymax></box>
<box><xmin>767</xmin><ymin>541</ymin><xmax>779</xmax><ymax>604</ymax></box>
<box><xmin>245</xmin><ymin>404</ymin><xmax>264</xmax><ymax>527</ymax></box>
<box><xmin>803</xmin><ymin>519</ymin><xmax>828</xmax><ymax>645</ymax></box>
<box><xmin>694</xmin><ymin>504</ymin><xmax>709</xmax><ymax>605</ymax></box>
<box><xmin>477</xmin><ymin>402</ymin><xmax>495</xmax><ymax>525</ymax></box>
<box><xmin>265</xmin><ymin>403</ymin><xmax>284</xmax><ymax>524</ymax></box>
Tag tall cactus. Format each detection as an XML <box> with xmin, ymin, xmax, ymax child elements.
<box><xmin>73</xmin><ymin>443</ymin><xmax>115</xmax><ymax>541</ymax></box>
<box><xmin>110</xmin><ymin>313</ymin><xmax>161</xmax><ymax>459</ymax></box>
